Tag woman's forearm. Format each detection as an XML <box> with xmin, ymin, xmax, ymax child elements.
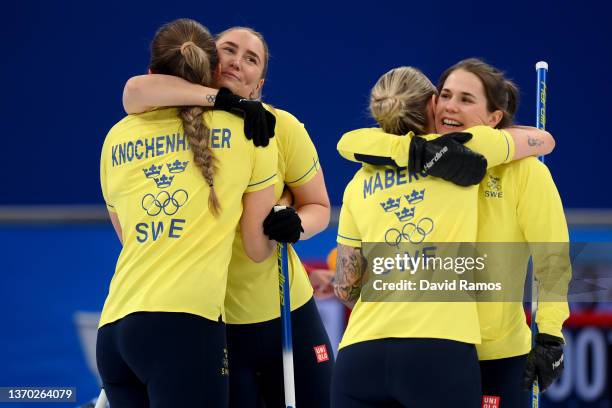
<box><xmin>507</xmin><ymin>126</ymin><xmax>555</xmax><ymax>160</ymax></box>
<box><xmin>296</xmin><ymin>203</ymin><xmax>330</xmax><ymax>240</ymax></box>
<box><xmin>290</xmin><ymin>171</ymin><xmax>331</xmax><ymax>240</ymax></box>
<box><xmin>123</xmin><ymin>74</ymin><xmax>219</xmax><ymax>114</ymax></box>
<box><xmin>241</xmin><ymin>185</ymin><xmax>277</xmax><ymax>262</ymax></box>
<box><xmin>333</xmin><ymin>244</ymin><xmax>365</xmax><ymax>309</ymax></box>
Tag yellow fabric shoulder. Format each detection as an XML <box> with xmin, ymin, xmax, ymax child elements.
<box><xmin>224</xmin><ymin>107</ymin><xmax>320</xmax><ymax>324</ymax></box>
<box><xmin>99</xmin><ymin>108</ymin><xmax>277</xmax><ymax>327</ymax></box>
<box><xmin>337</xmin><ymin>126</ymin><xmax>514</xmax><ymax>169</ymax></box>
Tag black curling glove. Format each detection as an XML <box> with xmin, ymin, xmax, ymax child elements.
<box><xmin>213</xmin><ymin>87</ymin><xmax>276</xmax><ymax>147</ymax></box>
<box><xmin>408</xmin><ymin>132</ymin><xmax>487</xmax><ymax>187</ymax></box>
<box><xmin>263</xmin><ymin>206</ymin><xmax>304</xmax><ymax>244</ymax></box>
<box><xmin>523</xmin><ymin>333</ymin><xmax>565</xmax><ymax>392</ymax></box>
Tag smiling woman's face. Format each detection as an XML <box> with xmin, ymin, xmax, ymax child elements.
<box><xmin>215</xmin><ymin>29</ymin><xmax>265</xmax><ymax>99</ymax></box>
<box><xmin>435</xmin><ymin>69</ymin><xmax>501</xmax><ymax>134</ymax></box>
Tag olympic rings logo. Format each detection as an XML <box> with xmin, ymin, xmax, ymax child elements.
<box><xmin>141</xmin><ymin>189</ymin><xmax>189</xmax><ymax>216</ymax></box>
<box><xmin>384</xmin><ymin>217</ymin><xmax>434</xmax><ymax>247</ymax></box>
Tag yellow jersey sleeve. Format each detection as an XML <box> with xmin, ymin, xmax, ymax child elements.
<box><xmin>515</xmin><ymin>158</ymin><xmax>571</xmax><ymax>339</ymax></box>
<box><xmin>337</xmin><ymin>185</ymin><xmax>362</xmax><ymax>248</ymax></box>
<box><xmin>245</xmin><ymin>140</ymin><xmax>278</xmax><ymax>192</ymax></box>
<box><xmin>273</xmin><ymin>108</ymin><xmax>320</xmax><ymax>187</ymax></box>
<box><xmin>99</xmin><ymin>138</ymin><xmax>116</xmax><ymax>213</ymax></box>
<box><xmin>337</xmin><ymin>126</ymin><xmax>515</xmax><ymax>169</ymax></box>
<box><xmin>462</xmin><ymin>126</ymin><xmax>514</xmax><ymax>168</ymax></box>
<box><xmin>337</xmin><ymin>128</ymin><xmax>411</xmax><ymax>167</ymax></box>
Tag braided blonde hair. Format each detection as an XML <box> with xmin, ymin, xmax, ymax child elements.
<box><xmin>150</xmin><ymin>18</ymin><xmax>221</xmax><ymax>215</ymax></box>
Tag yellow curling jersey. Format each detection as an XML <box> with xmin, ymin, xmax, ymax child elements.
<box><xmin>224</xmin><ymin>108</ymin><xmax>319</xmax><ymax>324</ymax></box>
<box><xmin>336</xmin><ymin>128</ymin><xmax>515</xmax><ymax>349</ymax></box>
<box><xmin>476</xmin><ymin>157</ymin><xmax>570</xmax><ymax>360</ymax></box>
<box><xmin>335</xmin><ymin>127</ymin><xmax>570</xmax><ymax>359</ymax></box>
<box><xmin>337</xmin><ymin>125</ymin><xmax>514</xmax><ymax>169</ymax></box>
<box><xmin>99</xmin><ymin>108</ymin><xmax>277</xmax><ymax>327</ymax></box>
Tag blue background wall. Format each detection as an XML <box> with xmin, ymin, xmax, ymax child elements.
<box><xmin>3</xmin><ymin>0</ymin><xmax>610</xmax><ymax>207</ymax></box>
<box><xmin>2</xmin><ymin>2</ymin><xmax>612</xmax><ymax>405</ymax></box>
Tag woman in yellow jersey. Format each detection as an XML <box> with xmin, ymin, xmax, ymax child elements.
<box><xmin>332</xmin><ymin>66</ymin><xmax>557</xmax><ymax>407</ymax></box>
<box><xmin>97</xmin><ymin>19</ymin><xmax>287</xmax><ymax>408</ymax></box>
<box><xmin>437</xmin><ymin>59</ymin><xmax>568</xmax><ymax>408</ymax></box>
<box><xmin>121</xmin><ymin>27</ymin><xmax>333</xmax><ymax>407</ymax></box>
<box><xmin>335</xmin><ymin>59</ymin><xmax>569</xmax><ymax>407</ymax></box>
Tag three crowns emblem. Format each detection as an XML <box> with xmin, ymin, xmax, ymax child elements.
<box><xmin>143</xmin><ymin>161</ymin><xmax>189</xmax><ymax>189</ymax></box>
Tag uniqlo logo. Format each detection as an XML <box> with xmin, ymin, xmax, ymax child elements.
<box><xmin>482</xmin><ymin>395</ymin><xmax>500</xmax><ymax>408</ymax></box>
<box><xmin>313</xmin><ymin>344</ymin><xmax>329</xmax><ymax>363</ymax></box>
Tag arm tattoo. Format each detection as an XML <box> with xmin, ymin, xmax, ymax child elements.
<box><xmin>333</xmin><ymin>244</ymin><xmax>366</xmax><ymax>308</ymax></box>
<box><xmin>528</xmin><ymin>135</ymin><xmax>544</xmax><ymax>147</ymax></box>
<box><xmin>206</xmin><ymin>94</ymin><xmax>216</xmax><ymax>104</ymax></box>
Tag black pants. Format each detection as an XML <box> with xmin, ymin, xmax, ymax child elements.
<box><xmin>332</xmin><ymin>338</ymin><xmax>482</xmax><ymax>408</ymax></box>
<box><xmin>480</xmin><ymin>354</ymin><xmax>530</xmax><ymax>408</ymax></box>
<box><xmin>227</xmin><ymin>297</ymin><xmax>333</xmax><ymax>408</ymax></box>
<box><xmin>96</xmin><ymin>312</ymin><xmax>227</xmax><ymax>408</ymax></box>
